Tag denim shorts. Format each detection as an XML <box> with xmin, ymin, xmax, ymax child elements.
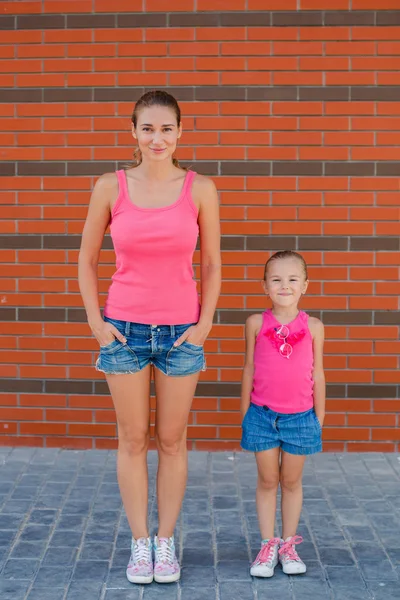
<box><xmin>241</xmin><ymin>403</ymin><xmax>322</xmax><ymax>456</ymax></box>
<box><xmin>95</xmin><ymin>317</ymin><xmax>206</xmax><ymax>377</ymax></box>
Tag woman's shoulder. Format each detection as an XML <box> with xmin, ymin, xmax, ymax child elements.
<box><xmin>191</xmin><ymin>173</ymin><xmax>218</xmax><ymax>207</ymax></box>
<box><xmin>94</xmin><ymin>171</ymin><xmax>119</xmax><ymax>192</ymax></box>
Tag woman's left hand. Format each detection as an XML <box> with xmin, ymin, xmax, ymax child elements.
<box><xmin>174</xmin><ymin>323</ymin><xmax>211</xmax><ymax>348</ymax></box>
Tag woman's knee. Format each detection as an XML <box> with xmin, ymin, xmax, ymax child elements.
<box><xmin>156</xmin><ymin>431</ymin><xmax>186</xmax><ymax>457</ymax></box>
<box><xmin>118</xmin><ymin>428</ymin><xmax>149</xmax><ymax>456</ymax></box>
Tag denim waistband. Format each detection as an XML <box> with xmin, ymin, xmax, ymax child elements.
<box><xmin>250</xmin><ymin>403</ymin><xmax>314</xmax><ymax>418</ymax></box>
<box><xmin>104</xmin><ymin>316</ymin><xmax>196</xmax><ymax>337</ymax></box>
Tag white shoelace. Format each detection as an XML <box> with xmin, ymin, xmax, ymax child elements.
<box><xmin>133</xmin><ymin>540</ymin><xmax>151</xmax><ymax>564</ymax></box>
<box><xmin>156</xmin><ymin>540</ymin><xmax>175</xmax><ymax>564</ymax></box>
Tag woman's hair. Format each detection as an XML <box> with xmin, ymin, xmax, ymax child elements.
<box><xmin>264</xmin><ymin>250</ymin><xmax>308</xmax><ymax>281</ymax></box>
<box><xmin>130</xmin><ymin>90</ymin><xmax>183</xmax><ymax>169</ymax></box>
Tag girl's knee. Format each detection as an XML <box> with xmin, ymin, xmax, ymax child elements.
<box><xmin>258</xmin><ymin>472</ymin><xmax>279</xmax><ymax>491</ymax></box>
<box><xmin>280</xmin><ymin>474</ymin><xmax>302</xmax><ymax>492</ymax></box>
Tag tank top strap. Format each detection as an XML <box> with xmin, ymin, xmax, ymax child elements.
<box><xmin>258</xmin><ymin>309</ymin><xmax>273</xmax><ymax>336</ymax></box>
<box><xmin>298</xmin><ymin>310</ymin><xmax>309</xmax><ymax>327</ymax></box>
<box><xmin>112</xmin><ymin>169</ymin><xmax>130</xmax><ymax>217</ymax></box>
<box><xmin>182</xmin><ymin>170</ymin><xmax>198</xmax><ymax>215</ymax></box>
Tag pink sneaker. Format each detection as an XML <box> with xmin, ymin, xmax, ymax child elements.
<box><xmin>153</xmin><ymin>535</ymin><xmax>181</xmax><ymax>583</ymax></box>
<box><xmin>279</xmin><ymin>535</ymin><xmax>307</xmax><ymax>575</ymax></box>
<box><xmin>126</xmin><ymin>537</ymin><xmax>153</xmax><ymax>584</ymax></box>
<box><xmin>250</xmin><ymin>537</ymin><xmax>280</xmax><ymax>578</ymax></box>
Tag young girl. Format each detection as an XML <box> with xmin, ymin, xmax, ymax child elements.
<box><xmin>78</xmin><ymin>90</ymin><xmax>220</xmax><ymax>585</ymax></box>
<box><xmin>241</xmin><ymin>250</ymin><xmax>325</xmax><ymax>578</ymax></box>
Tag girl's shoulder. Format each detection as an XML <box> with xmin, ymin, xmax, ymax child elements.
<box><xmin>307</xmin><ymin>315</ymin><xmax>324</xmax><ymax>340</ymax></box>
<box><xmin>246</xmin><ymin>312</ymin><xmax>265</xmax><ymax>338</ymax></box>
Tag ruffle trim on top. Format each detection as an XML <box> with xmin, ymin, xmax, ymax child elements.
<box><xmin>264</xmin><ymin>327</ymin><xmax>307</xmax><ymax>353</ymax></box>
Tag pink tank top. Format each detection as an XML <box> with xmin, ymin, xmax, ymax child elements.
<box><xmin>251</xmin><ymin>309</ymin><xmax>314</xmax><ymax>414</ymax></box>
<box><xmin>104</xmin><ymin>169</ymin><xmax>200</xmax><ymax>325</ymax></box>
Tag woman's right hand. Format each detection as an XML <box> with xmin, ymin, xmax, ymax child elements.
<box><xmin>90</xmin><ymin>321</ymin><xmax>127</xmax><ymax>347</ymax></box>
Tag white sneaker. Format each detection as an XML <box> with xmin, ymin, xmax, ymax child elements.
<box><xmin>250</xmin><ymin>537</ymin><xmax>280</xmax><ymax>578</ymax></box>
<box><xmin>154</xmin><ymin>535</ymin><xmax>181</xmax><ymax>583</ymax></box>
<box><xmin>279</xmin><ymin>535</ymin><xmax>307</xmax><ymax>575</ymax></box>
<box><xmin>126</xmin><ymin>536</ymin><xmax>153</xmax><ymax>584</ymax></box>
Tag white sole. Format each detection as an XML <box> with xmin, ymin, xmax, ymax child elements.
<box><xmin>154</xmin><ymin>571</ymin><xmax>181</xmax><ymax>583</ymax></box>
<box><xmin>126</xmin><ymin>573</ymin><xmax>154</xmax><ymax>584</ymax></box>
<box><xmin>282</xmin><ymin>566</ymin><xmax>307</xmax><ymax>575</ymax></box>
<box><xmin>250</xmin><ymin>570</ymin><xmax>275</xmax><ymax>578</ymax></box>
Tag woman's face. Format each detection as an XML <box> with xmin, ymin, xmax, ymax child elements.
<box><xmin>133</xmin><ymin>105</ymin><xmax>181</xmax><ymax>164</ymax></box>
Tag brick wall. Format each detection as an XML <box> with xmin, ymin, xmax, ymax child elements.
<box><xmin>1</xmin><ymin>1</ymin><xmax>400</xmax><ymax>451</ymax></box>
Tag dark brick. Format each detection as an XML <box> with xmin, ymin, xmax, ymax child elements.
<box><xmin>94</xmin><ymin>381</ymin><xmax>110</xmax><ymax>395</ymax></box>
<box><xmin>323</xmin><ymin>311</ymin><xmax>372</xmax><ymax>325</ymax></box>
<box><xmin>18</xmin><ymin>162</ymin><xmax>65</xmax><ymax>176</ymax></box>
<box><xmin>351</xmin><ymin>237</ymin><xmax>399</xmax><ymax>251</ymax></box>
<box><xmin>197</xmin><ymin>382</ymin><xmax>241</xmax><ymax>397</ymax></box>
<box><xmin>0</xmin><ymin>89</ymin><xmax>42</xmax><ymax>103</ymax></box>
<box><xmin>44</xmin><ymin>88</ymin><xmax>93</xmax><ymax>103</ymax></box>
<box><xmin>94</xmin><ymin>87</ymin><xmax>144</xmax><ymax>102</ymax></box>
<box><xmin>221</xmin><ymin>237</ymin><xmax>244</xmax><ymax>251</ymax></box>
<box><xmin>348</xmin><ymin>385</ymin><xmax>397</xmax><ymax>399</ymax></box>
<box><xmin>247</xmin><ymin>86</ymin><xmax>297</xmax><ymax>101</ymax></box>
<box><xmin>43</xmin><ymin>236</ymin><xmax>80</xmax><ymax>250</ymax></box>
<box><xmin>220</xmin><ymin>12</ymin><xmax>270</xmax><ymax>26</ymax></box>
<box><xmin>376</xmin><ymin>11</ymin><xmax>400</xmax><ymax>26</ymax></box>
<box><xmin>67</xmin><ymin>14</ymin><xmax>115</xmax><ymax>28</ymax></box>
<box><xmin>0</xmin><ymin>163</ymin><xmax>15</xmax><ymax>176</ymax></box>
<box><xmin>376</xmin><ymin>163</ymin><xmax>400</xmax><ymax>177</ymax></box>
<box><xmin>195</xmin><ymin>87</ymin><xmax>246</xmax><ymax>101</ymax></box>
<box><xmin>67</xmin><ymin>309</ymin><xmax>87</xmax><ymax>323</ymax></box>
<box><xmin>0</xmin><ymin>308</ymin><xmax>16</xmax><ymax>321</ymax></box>
<box><xmin>19</xmin><ymin>308</ymin><xmax>66</xmax><ymax>322</ymax></box>
<box><xmin>300</xmin><ymin>88</ymin><xmax>349</xmax><ymax>101</ymax></box>
<box><xmin>273</xmin><ymin>162</ymin><xmax>322</xmax><ymax>176</ymax></box>
<box><xmin>18</xmin><ymin>15</ymin><xmax>65</xmax><ymax>29</ymax></box>
<box><xmin>118</xmin><ymin>13</ymin><xmax>167</xmax><ymax>27</ymax></box>
<box><xmin>351</xmin><ymin>87</ymin><xmax>400</xmax><ymax>102</ymax></box>
<box><xmin>144</xmin><ymin>86</ymin><xmax>194</xmax><ymax>101</ymax></box>
<box><xmin>298</xmin><ymin>237</ymin><xmax>348</xmax><ymax>251</ymax></box>
<box><xmin>219</xmin><ymin>310</ymin><xmax>254</xmax><ymax>324</ymax></box>
<box><xmin>325</xmin><ymin>163</ymin><xmax>374</xmax><ymax>176</ymax></box>
<box><xmin>327</xmin><ymin>385</ymin><xmax>346</xmax><ymax>398</ymax></box>
<box><xmin>1</xmin><ymin>379</ymin><xmax>43</xmax><ymax>393</ymax></box>
<box><xmin>181</xmin><ymin>161</ymin><xmax>218</xmax><ymax>175</ymax></box>
<box><xmin>375</xmin><ymin>311</ymin><xmax>400</xmax><ymax>325</ymax></box>
<box><xmin>324</xmin><ymin>11</ymin><xmax>375</xmax><ymax>26</ymax></box>
<box><xmin>0</xmin><ymin>16</ymin><xmax>15</xmax><ymax>29</ymax></box>
<box><xmin>246</xmin><ymin>236</ymin><xmax>296</xmax><ymax>251</ymax></box>
<box><xmin>169</xmin><ymin>13</ymin><xmax>218</xmax><ymax>27</ymax></box>
<box><xmin>273</xmin><ymin>12</ymin><xmax>322</xmax><ymax>27</ymax></box>
<box><xmin>221</xmin><ymin>162</ymin><xmax>270</xmax><ymax>176</ymax></box>
<box><xmin>0</xmin><ymin>235</ymin><xmax>41</xmax><ymax>249</ymax></box>
<box><xmin>67</xmin><ymin>162</ymin><xmax>116</xmax><ymax>176</ymax></box>
<box><xmin>45</xmin><ymin>380</ymin><xmax>93</xmax><ymax>394</ymax></box>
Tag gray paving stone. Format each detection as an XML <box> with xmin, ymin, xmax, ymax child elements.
<box><xmin>2</xmin><ymin>558</ymin><xmax>40</xmax><ymax>580</ymax></box>
<box><xmin>0</xmin><ymin>580</ymin><xmax>30</xmax><ymax>600</ymax></box>
<box><xmin>104</xmin><ymin>590</ymin><xmax>141</xmax><ymax>600</ymax></box>
<box><xmin>27</xmin><ymin>587</ymin><xmax>66</xmax><ymax>600</ymax></box>
<box><xmin>0</xmin><ymin>449</ymin><xmax>399</xmax><ymax>598</ymax></box>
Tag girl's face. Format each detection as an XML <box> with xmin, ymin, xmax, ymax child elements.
<box><xmin>263</xmin><ymin>258</ymin><xmax>308</xmax><ymax>308</ymax></box>
<box><xmin>133</xmin><ymin>105</ymin><xmax>181</xmax><ymax>164</ymax></box>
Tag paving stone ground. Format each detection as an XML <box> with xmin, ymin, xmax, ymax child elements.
<box><xmin>0</xmin><ymin>448</ymin><xmax>399</xmax><ymax>600</ymax></box>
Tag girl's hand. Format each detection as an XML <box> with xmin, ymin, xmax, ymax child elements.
<box><xmin>91</xmin><ymin>321</ymin><xmax>127</xmax><ymax>347</ymax></box>
<box><xmin>316</xmin><ymin>414</ymin><xmax>324</xmax><ymax>428</ymax></box>
<box><xmin>174</xmin><ymin>323</ymin><xmax>211</xmax><ymax>348</ymax></box>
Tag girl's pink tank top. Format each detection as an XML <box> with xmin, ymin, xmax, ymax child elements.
<box><xmin>251</xmin><ymin>309</ymin><xmax>314</xmax><ymax>414</ymax></box>
<box><xmin>104</xmin><ymin>169</ymin><xmax>200</xmax><ymax>325</ymax></box>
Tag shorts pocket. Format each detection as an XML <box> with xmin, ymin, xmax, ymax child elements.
<box><xmin>96</xmin><ymin>342</ymin><xmax>140</xmax><ymax>374</ymax></box>
<box><xmin>166</xmin><ymin>342</ymin><xmax>205</xmax><ymax>377</ymax></box>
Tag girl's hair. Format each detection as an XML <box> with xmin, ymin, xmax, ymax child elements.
<box><xmin>264</xmin><ymin>250</ymin><xmax>308</xmax><ymax>280</ymax></box>
<box><xmin>129</xmin><ymin>90</ymin><xmax>183</xmax><ymax>169</ymax></box>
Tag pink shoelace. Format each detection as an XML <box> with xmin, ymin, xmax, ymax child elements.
<box><xmin>279</xmin><ymin>535</ymin><xmax>303</xmax><ymax>561</ymax></box>
<box><xmin>253</xmin><ymin>537</ymin><xmax>280</xmax><ymax>565</ymax></box>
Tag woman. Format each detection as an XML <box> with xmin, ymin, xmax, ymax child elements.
<box><xmin>78</xmin><ymin>90</ymin><xmax>221</xmax><ymax>585</ymax></box>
